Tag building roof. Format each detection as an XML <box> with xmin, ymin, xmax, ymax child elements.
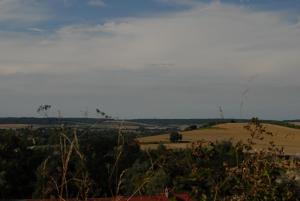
<box><xmin>28</xmin><ymin>193</ymin><xmax>192</xmax><ymax>201</ymax></box>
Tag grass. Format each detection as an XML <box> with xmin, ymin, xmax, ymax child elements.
<box><xmin>137</xmin><ymin>123</ymin><xmax>300</xmax><ymax>155</ymax></box>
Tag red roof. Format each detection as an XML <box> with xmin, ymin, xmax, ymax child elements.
<box><xmin>172</xmin><ymin>193</ymin><xmax>192</xmax><ymax>201</ymax></box>
<box><xmin>110</xmin><ymin>195</ymin><xmax>169</xmax><ymax>201</ymax></box>
<box><xmin>28</xmin><ymin>193</ymin><xmax>192</xmax><ymax>201</ymax></box>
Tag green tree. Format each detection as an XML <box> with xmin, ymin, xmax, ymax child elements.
<box><xmin>169</xmin><ymin>131</ymin><xmax>182</xmax><ymax>142</ymax></box>
<box><xmin>0</xmin><ymin>130</ymin><xmax>45</xmax><ymax>199</ymax></box>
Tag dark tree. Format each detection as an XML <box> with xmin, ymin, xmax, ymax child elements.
<box><xmin>169</xmin><ymin>131</ymin><xmax>182</xmax><ymax>142</ymax></box>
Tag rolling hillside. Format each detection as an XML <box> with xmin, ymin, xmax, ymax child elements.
<box><xmin>137</xmin><ymin>123</ymin><xmax>300</xmax><ymax>155</ymax></box>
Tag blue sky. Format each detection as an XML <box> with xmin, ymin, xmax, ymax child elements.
<box><xmin>2</xmin><ymin>0</ymin><xmax>300</xmax><ymax>31</ymax></box>
<box><xmin>0</xmin><ymin>0</ymin><xmax>300</xmax><ymax>119</ymax></box>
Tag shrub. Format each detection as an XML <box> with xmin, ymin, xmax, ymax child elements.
<box><xmin>169</xmin><ymin>131</ymin><xmax>182</xmax><ymax>142</ymax></box>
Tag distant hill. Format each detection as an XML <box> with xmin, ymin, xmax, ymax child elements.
<box><xmin>129</xmin><ymin>118</ymin><xmax>247</xmax><ymax>126</ymax></box>
<box><xmin>0</xmin><ymin>117</ymin><xmax>105</xmax><ymax>125</ymax></box>
<box><xmin>0</xmin><ymin>118</ymin><xmax>242</xmax><ymax>125</ymax></box>
<box><xmin>1</xmin><ymin>117</ymin><xmax>300</xmax><ymax>129</ymax></box>
<box><xmin>137</xmin><ymin>123</ymin><xmax>300</xmax><ymax>155</ymax></box>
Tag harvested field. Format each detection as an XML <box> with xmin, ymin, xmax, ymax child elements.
<box><xmin>0</xmin><ymin>124</ymin><xmax>30</xmax><ymax>129</ymax></box>
<box><xmin>137</xmin><ymin>123</ymin><xmax>300</xmax><ymax>155</ymax></box>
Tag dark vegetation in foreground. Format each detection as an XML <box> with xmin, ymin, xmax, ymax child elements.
<box><xmin>0</xmin><ymin>119</ymin><xmax>300</xmax><ymax>200</ymax></box>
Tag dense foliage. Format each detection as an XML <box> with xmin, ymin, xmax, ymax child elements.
<box><xmin>0</xmin><ymin>119</ymin><xmax>299</xmax><ymax>200</ymax></box>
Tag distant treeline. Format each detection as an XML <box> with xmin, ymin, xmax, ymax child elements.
<box><xmin>1</xmin><ymin>117</ymin><xmax>300</xmax><ymax>129</ymax></box>
<box><xmin>266</xmin><ymin>120</ymin><xmax>300</xmax><ymax>129</ymax></box>
<box><xmin>0</xmin><ymin>118</ymin><xmax>242</xmax><ymax>125</ymax></box>
<box><xmin>0</xmin><ymin>118</ymin><xmax>105</xmax><ymax>125</ymax></box>
<box><xmin>128</xmin><ymin>118</ymin><xmax>248</xmax><ymax>126</ymax></box>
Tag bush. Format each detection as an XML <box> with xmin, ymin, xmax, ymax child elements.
<box><xmin>169</xmin><ymin>131</ymin><xmax>182</xmax><ymax>142</ymax></box>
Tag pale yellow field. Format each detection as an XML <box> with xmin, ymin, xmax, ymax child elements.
<box><xmin>137</xmin><ymin>123</ymin><xmax>300</xmax><ymax>155</ymax></box>
<box><xmin>0</xmin><ymin>124</ymin><xmax>30</xmax><ymax>129</ymax></box>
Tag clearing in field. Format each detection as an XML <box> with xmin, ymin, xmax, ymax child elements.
<box><xmin>137</xmin><ymin>123</ymin><xmax>300</xmax><ymax>155</ymax></box>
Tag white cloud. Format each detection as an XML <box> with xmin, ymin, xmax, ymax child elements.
<box><xmin>0</xmin><ymin>0</ymin><xmax>50</xmax><ymax>24</ymax></box>
<box><xmin>154</xmin><ymin>0</ymin><xmax>198</xmax><ymax>6</ymax></box>
<box><xmin>28</xmin><ymin>27</ymin><xmax>45</xmax><ymax>33</ymax></box>
<box><xmin>0</xmin><ymin>3</ymin><xmax>300</xmax><ymax>117</ymax></box>
<box><xmin>1</xmin><ymin>4</ymin><xmax>298</xmax><ymax>76</ymax></box>
<box><xmin>88</xmin><ymin>0</ymin><xmax>105</xmax><ymax>7</ymax></box>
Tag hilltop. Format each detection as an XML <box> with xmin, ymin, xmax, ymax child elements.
<box><xmin>137</xmin><ymin>123</ymin><xmax>300</xmax><ymax>155</ymax></box>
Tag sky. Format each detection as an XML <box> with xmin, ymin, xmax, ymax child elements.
<box><xmin>0</xmin><ymin>0</ymin><xmax>300</xmax><ymax>119</ymax></box>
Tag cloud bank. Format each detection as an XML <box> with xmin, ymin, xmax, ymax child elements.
<box><xmin>0</xmin><ymin>3</ymin><xmax>299</xmax><ymax>118</ymax></box>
